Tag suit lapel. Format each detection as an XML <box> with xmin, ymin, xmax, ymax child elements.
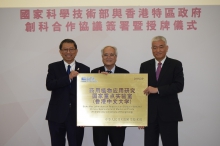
<box><xmin>75</xmin><ymin>61</ymin><xmax>80</xmax><ymax>73</ymax></box>
<box><xmin>114</xmin><ymin>66</ymin><xmax>119</xmax><ymax>73</ymax></box>
<box><xmin>99</xmin><ymin>66</ymin><xmax>105</xmax><ymax>72</ymax></box>
<box><xmin>59</xmin><ymin>60</ymin><xmax>67</xmax><ymax>75</ymax></box>
<box><xmin>158</xmin><ymin>57</ymin><xmax>171</xmax><ymax>82</ymax></box>
<box><xmin>149</xmin><ymin>60</ymin><xmax>157</xmax><ymax>82</ymax></box>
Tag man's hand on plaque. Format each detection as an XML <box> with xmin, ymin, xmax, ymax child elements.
<box><xmin>143</xmin><ymin>86</ymin><xmax>158</xmax><ymax>95</ymax></box>
<box><xmin>98</xmin><ymin>70</ymin><xmax>109</xmax><ymax>75</ymax></box>
<box><xmin>138</xmin><ymin>126</ymin><xmax>145</xmax><ymax>129</ymax></box>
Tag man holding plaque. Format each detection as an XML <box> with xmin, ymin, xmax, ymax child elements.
<box><xmin>46</xmin><ymin>39</ymin><xmax>90</xmax><ymax>146</ymax></box>
<box><xmin>91</xmin><ymin>46</ymin><xmax>129</xmax><ymax>146</ymax></box>
<box><xmin>139</xmin><ymin>36</ymin><xmax>184</xmax><ymax>146</ymax></box>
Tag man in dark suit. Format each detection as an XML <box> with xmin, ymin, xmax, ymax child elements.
<box><xmin>91</xmin><ymin>46</ymin><xmax>129</xmax><ymax>146</ymax></box>
<box><xmin>46</xmin><ymin>39</ymin><xmax>90</xmax><ymax>146</ymax></box>
<box><xmin>139</xmin><ymin>36</ymin><xmax>184</xmax><ymax>146</ymax></box>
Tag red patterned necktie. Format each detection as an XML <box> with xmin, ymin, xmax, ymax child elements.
<box><xmin>156</xmin><ymin>62</ymin><xmax>162</xmax><ymax>81</ymax></box>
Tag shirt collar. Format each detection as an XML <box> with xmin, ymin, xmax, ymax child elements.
<box><xmin>155</xmin><ymin>57</ymin><xmax>166</xmax><ymax>66</ymax></box>
<box><xmin>63</xmin><ymin>60</ymin><xmax>75</xmax><ymax>69</ymax></box>
<box><xmin>104</xmin><ymin>65</ymin><xmax>115</xmax><ymax>73</ymax></box>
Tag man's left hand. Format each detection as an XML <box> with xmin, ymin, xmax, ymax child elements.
<box><xmin>143</xmin><ymin>86</ymin><xmax>158</xmax><ymax>95</ymax></box>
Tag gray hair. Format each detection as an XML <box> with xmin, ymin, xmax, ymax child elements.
<box><xmin>152</xmin><ymin>36</ymin><xmax>167</xmax><ymax>45</ymax></box>
<box><xmin>101</xmin><ymin>46</ymin><xmax>118</xmax><ymax>56</ymax></box>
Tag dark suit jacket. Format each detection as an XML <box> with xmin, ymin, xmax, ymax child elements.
<box><xmin>91</xmin><ymin>65</ymin><xmax>129</xmax><ymax>74</ymax></box>
<box><xmin>140</xmin><ymin>57</ymin><xmax>184</xmax><ymax>123</ymax></box>
<box><xmin>46</xmin><ymin>60</ymin><xmax>90</xmax><ymax>123</ymax></box>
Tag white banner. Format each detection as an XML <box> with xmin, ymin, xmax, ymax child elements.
<box><xmin>0</xmin><ymin>6</ymin><xmax>220</xmax><ymax>146</ymax></box>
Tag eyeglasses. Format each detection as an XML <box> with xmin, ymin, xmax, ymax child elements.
<box><xmin>103</xmin><ymin>54</ymin><xmax>116</xmax><ymax>58</ymax></box>
<box><xmin>61</xmin><ymin>48</ymin><xmax>77</xmax><ymax>53</ymax></box>
<box><xmin>152</xmin><ymin>45</ymin><xmax>165</xmax><ymax>49</ymax></box>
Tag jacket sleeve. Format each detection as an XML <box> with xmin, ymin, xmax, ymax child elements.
<box><xmin>139</xmin><ymin>63</ymin><xmax>145</xmax><ymax>73</ymax></box>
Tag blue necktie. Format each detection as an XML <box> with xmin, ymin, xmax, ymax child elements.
<box><xmin>107</xmin><ymin>70</ymin><xmax>112</xmax><ymax>73</ymax></box>
<box><xmin>67</xmin><ymin>65</ymin><xmax>71</xmax><ymax>88</ymax></box>
<box><xmin>67</xmin><ymin>65</ymin><xmax>71</xmax><ymax>74</ymax></box>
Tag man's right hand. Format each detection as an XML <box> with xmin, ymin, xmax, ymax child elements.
<box><xmin>138</xmin><ymin>126</ymin><xmax>145</xmax><ymax>129</ymax></box>
<box><xmin>98</xmin><ymin>70</ymin><xmax>109</xmax><ymax>75</ymax></box>
<box><xmin>69</xmin><ymin>71</ymin><xmax>79</xmax><ymax>80</ymax></box>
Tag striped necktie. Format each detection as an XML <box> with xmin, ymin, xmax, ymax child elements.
<box><xmin>156</xmin><ymin>62</ymin><xmax>162</xmax><ymax>81</ymax></box>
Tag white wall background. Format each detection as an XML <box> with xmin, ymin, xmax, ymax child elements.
<box><xmin>0</xmin><ymin>2</ymin><xmax>220</xmax><ymax>146</ymax></box>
